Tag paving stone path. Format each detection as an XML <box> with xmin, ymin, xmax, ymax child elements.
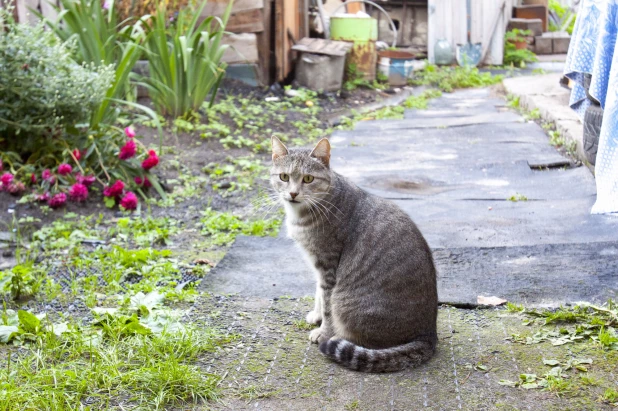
<box><xmin>198</xmin><ymin>88</ymin><xmax>618</xmax><ymax>409</ymax></box>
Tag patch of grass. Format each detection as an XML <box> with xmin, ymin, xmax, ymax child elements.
<box><xmin>603</xmin><ymin>387</ymin><xmax>618</xmax><ymax>404</ymax></box>
<box><xmin>506</xmin><ymin>302</ymin><xmax>525</xmax><ymax>312</ymax></box>
<box><xmin>110</xmin><ymin>216</ymin><xmax>180</xmax><ymax>246</ymax></box>
<box><xmin>409</xmin><ymin>64</ymin><xmax>503</xmax><ymax>92</ymax></box>
<box><xmin>0</xmin><ymin>315</ymin><xmax>232</xmax><ymax>410</ymax></box>
<box><xmin>337</xmin><ymin>89</ymin><xmax>442</xmax><ymax>126</ymax></box>
<box><xmin>548</xmin><ymin>129</ymin><xmax>577</xmax><ymax>156</ymax></box>
<box><xmin>524</xmin><ymin>108</ymin><xmax>541</xmax><ymax>121</ymax></box>
<box><xmin>203</xmin><ymin>155</ymin><xmax>268</xmax><ymax>195</ymax></box>
<box><xmin>200</xmin><ymin>208</ymin><xmax>281</xmax><ymax>247</ymax></box>
<box><xmin>292</xmin><ymin>319</ymin><xmax>314</xmax><ymax>331</ymax></box>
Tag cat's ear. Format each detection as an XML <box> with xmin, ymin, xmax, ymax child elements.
<box><xmin>271</xmin><ymin>136</ymin><xmax>289</xmax><ymax>161</ymax></box>
<box><xmin>310</xmin><ymin>138</ymin><xmax>331</xmax><ymax>168</ymax></box>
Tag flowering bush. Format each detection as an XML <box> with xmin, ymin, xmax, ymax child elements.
<box><xmin>1</xmin><ymin>125</ymin><xmax>163</xmax><ymax>211</ymax></box>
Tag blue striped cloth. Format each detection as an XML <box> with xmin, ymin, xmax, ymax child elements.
<box><xmin>564</xmin><ymin>0</ymin><xmax>618</xmax><ymax>215</ymax></box>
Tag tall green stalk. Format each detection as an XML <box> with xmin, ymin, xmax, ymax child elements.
<box><xmin>141</xmin><ymin>0</ymin><xmax>233</xmax><ymax>118</ymax></box>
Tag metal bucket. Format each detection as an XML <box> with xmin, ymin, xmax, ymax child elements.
<box><xmin>330</xmin><ymin>16</ymin><xmax>378</xmax><ymax>80</ymax></box>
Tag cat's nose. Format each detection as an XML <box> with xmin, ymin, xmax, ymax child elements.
<box><xmin>290</xmin><ymin>192</ymin><xmax>298</xmax><ymax>199</ymax></box>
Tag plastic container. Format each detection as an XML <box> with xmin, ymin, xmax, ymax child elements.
<box><xmin>377</xmin><ymin>50</ymin><xmax>426</xmax><ymax>86</ymax></box>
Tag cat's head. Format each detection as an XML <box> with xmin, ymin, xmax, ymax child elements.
<box><xmin>270</xmin><ymin>136</ymin><xmax>332</xmax><ymax>208</ymax></box>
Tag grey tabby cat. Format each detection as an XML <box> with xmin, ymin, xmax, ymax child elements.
<box><xmin>270</xmin><ymin>136</ymin><xmax>438</xmax><ymax>373</ymax></box>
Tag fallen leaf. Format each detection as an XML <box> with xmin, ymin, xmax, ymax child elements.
<box><xmin>194</xmin><ymin>258</ymin><xmax>215</xmax><ymax>267</ymax></box>
<box><xmin>477</xmin><ymin>296</ymin><xmax>508</xmax><ymax>306</ymax></box>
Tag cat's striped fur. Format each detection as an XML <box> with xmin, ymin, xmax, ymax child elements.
<box><xmin>270</xmin><ymin>137</ymin><xmax>438</xmax><ymax>373</ymax></box>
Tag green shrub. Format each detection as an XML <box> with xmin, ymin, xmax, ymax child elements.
<box><xmin>0</xmin><ymin>9</ymin><xmax>113</xmax><ymax>152</ymax></box>
<box><xmin>141</xmin><ymin>0</ymin><xmax>233</xmax><ymax>118</ymax></box>
<box><xmin>38</xmin><ymin>0</ymin><xmax>144</xmax><ymax>128</ymax></box>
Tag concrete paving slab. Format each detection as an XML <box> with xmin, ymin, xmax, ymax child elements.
<box><xmin>401</xmin><ymin>197</ymin><xmax>618</xmax><ymax>249</ymax></box>
<box><xmin>352</xmin><ymin>165</ymin><xmax>597</xmax><ymax>202</ymax></box>
<box><xmin>205</xmin><ymin>234</ymin><xmax>618</xmax><ymax>306</ymax></box>
<box><xmin>332</xmin><ymin>123</ymin><xmax>572</xmax><ymax>171</ymax></box>
<box><xmin>354</xmin><ymin>112</ymin><xmax>522</xmax><ymax>131</ymax></box>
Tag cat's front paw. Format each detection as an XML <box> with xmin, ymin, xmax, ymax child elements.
<box><xmin>309</xmin><ymin>327</ymin><xmax>331</xmax><ymax>344</ymax></box>
<box><xmin>306</xmin><ymin>310</ymin><xmax>322</xmax><ymax>325</ymax></box>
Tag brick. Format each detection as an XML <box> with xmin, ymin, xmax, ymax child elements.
<box><xmin>507</xmin><ymin>18</ymin><xmax>543</xmax><ymax>36</ymax></box>
<box><xmin>534</xmin><ymin>36</ymin><xmax>553</xmax><ymax>54</ymax></box>
<box><xmin>553</xmin><ymin>37</ymin><xmax>571</xmax><ymax>54</ymax></box>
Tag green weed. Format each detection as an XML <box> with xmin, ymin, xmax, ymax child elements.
<box><xmin>409</xmin><ymin>64</ymin><xmax>503</xmax><ymax>92</ymax></box>
<box><xmin>200</xmin><ymin>208</ymin><xmax>281</xmax><ymax>246</ymax></box>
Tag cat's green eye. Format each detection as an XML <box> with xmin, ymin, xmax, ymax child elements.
<box><xmin>303</xmin><ymin>175</ymin><xmax>314</xmax><ymax>183</ymax></box>
<box><xmin>280</xmin><ymin>173</ymin><xmax>289</xmax><ymax>182</ymax></box>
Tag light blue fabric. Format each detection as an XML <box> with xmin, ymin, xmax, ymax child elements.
<box><xmin>564</xmin><ymin>0</ymin><xmax>618</xmax><ymax>214</ymax></box>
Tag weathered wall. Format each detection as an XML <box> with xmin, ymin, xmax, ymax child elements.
<box><xmin>427</xmin><ymin>0</ymin><xmax>514</xmax><ymax>65</ymax></box>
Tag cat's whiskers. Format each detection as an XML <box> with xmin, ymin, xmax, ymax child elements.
<box><xmin>309</xmin><ymin>195</ymin><xmax>344</xmax><ymax>218</ymax></box>
<box><xmin>306</xmin><ymin>197</ymin><xmax>332</xmax><ymax>230</ymax></box>
<box><xmin>308</xmin><ymin>196</ymin><xmax>343</xmax><ymax>222</ymax></box>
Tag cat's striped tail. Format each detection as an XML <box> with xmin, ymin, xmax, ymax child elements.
<box><xmin>319</xmin><ymin>337</ymin><xmax>435</xmax><ymax>372</ymax></box>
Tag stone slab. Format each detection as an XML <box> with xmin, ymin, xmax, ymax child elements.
<box><xmin>354</xmin><ymin>111</ymin><xmax>523</xmax><ymax>131</ymax></box>
<box><xmin>204</xmin><ymin>235</ymin><xmax>618</xmax><ymax>306</ymax></box>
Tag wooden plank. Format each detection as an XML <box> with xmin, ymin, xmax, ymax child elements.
<box><xmin>256</xmin><ymin>0</ymin><xmax>272</xmax><ymax>85</ymax></box>
<box><xmin>275</xmin><ymin>0</ymin><xmax>284</xmax><ymax>81</ymax></box>
<box><xmin>15</xmin><ymin>0</ymin><xmax>40</xmax><ymax>24</ymax></box>
<box><xmin>227</xmin><ymin>8</ymin><xmax>264</xmax><ymax>33</ymax></box>
<box><xmin>203</xmin><ymin>0</ymin><xmax>264</xmax><ymax>16</ymax></box>
<box><xmin>222</xmin><ymin>32</ymin><xmax>259</xmax><ymax>64</ymax></box>
<box><xmin>282</xmin><ymin>0</ymin><xmax>299</xmax><ymax>79</ymax></box>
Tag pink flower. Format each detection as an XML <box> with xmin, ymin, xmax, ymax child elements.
<box><xmin>73</xmin><ymin>149</ymin><xmax>81</xmax><ymax>161</ymax></box>
<box><xmin>36</xmin><ymin>192</ymin><xmax>51</xmax><ymax>202</ymax></box>
<box><xmin>30</xmin><ymin>173</ymin><xmax>36</xmax><ymax>184</ymax></box>
<box><xmin>58</xmin><ymin>163</ymin><xmax>72</xmax><ymax>176</ymax></box>
<box><xmin>1</xmin><ymin>173</ymin><xmax>14</xmax><ymax>187</ymax></box>
<box><xmin>42</xmin><ymin>169</ymin><xmax>55</xmax><ymax>183</ymax></box>
<box><xmin>69</xmin><ymin>183</ymin><xmax>88</xmax><ymax>202</ymax></box>
<box><xmin>134</xmin><ymin>176</ymin><xmax>152</xmax><ymax>188</ymax></box>
<box><xmin>141</xmin><ymin>150</ymin><xmax>159</xmax><ymax>170</ymax></box>
<box><xmin>120</xmin><ymin>191</ymin><xmax>138</xmax><ymax>210</ymax></box>
<box><xmin>103</xmin><ymin>180</ymin><xmax>125</xmax><ymax>197</ymax></box>
<box><xmin>48</xmin><ymin>193</ymin><xmax>67</xmax><ymax>209</ymax></box>
<box><xmin>103</xmin><ymin>0</ymin><xmax>111</xmax><ymax>10</ymax></box>
<box><xmin>119</xmin><ymin>139</ymin><xmax>136</xmax><ymax>160</ymax></box>
<box><xmin>124</xmin><ymin>126</ymin><xmax>136</xmax><ymax>138</ymax></box>
<box><xmin>76</xmin><ymin>173</ymin><xmax>96</xmax><ymax>187</ymax></box>
<box><xmin>8</xmin><ymin>182</ymin><xmax>25</xmax><ymax>195</ymax></box>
